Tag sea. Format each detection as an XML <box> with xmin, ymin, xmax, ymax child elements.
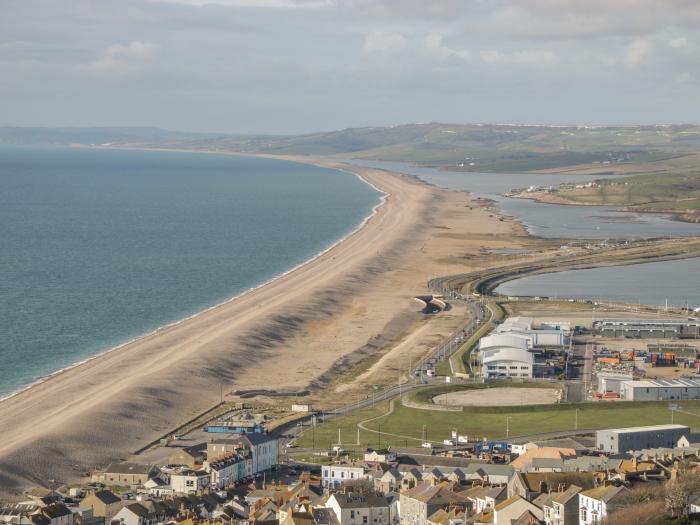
<box><xmin>0</xmin><ymin>146</ymin><xmax>381</xmax><ymax>398</ymax></box>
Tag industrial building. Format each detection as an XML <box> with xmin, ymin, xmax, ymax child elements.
<box><xmin>594</xmin><ymin>318</ymin><xmax>700</xmax><ymax>339</ymax></box>
<box><xmin>596</xmin><ymin>424</ymin><xmax>690</xmax><ymax>454</ymax></box>
<box><xmin>495</xmin><ymin>316</ymin><xmax>568</xmax><ymax>347</ymax></box>
<box><xmin>596</xmin><ymin>372</ymin><xmax>635</xmax><ymax>395</ymax></box>
<box><xmin>480</xmin><ymin>334</ymin><xmax>534</xmax><ymax>379</ymax></box>
<box><xmin>619</xmin><ymin>378</ymin><xmax>700</xmax><ymax>401</ymax></box>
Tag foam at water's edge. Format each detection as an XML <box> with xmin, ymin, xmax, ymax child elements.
<box><xmin>0</xmin><ymin>159</ymin><xmax>387</xmax><ymax>404</ymax></box>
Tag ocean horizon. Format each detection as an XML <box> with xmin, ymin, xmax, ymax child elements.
<box><xmin>0</xmin><ymin>146</ymin><xmax>381</xmax><ymax>399</ymax></box>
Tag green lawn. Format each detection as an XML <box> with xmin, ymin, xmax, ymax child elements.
<box><xmin>451</xmin><ymin>301</ymin><xmax>505</xmax><ymax>375</ymax></box>
<box><xmin>296</xmin><ymin>397</ymin><xmax>700</xmax><ymax>449</ymax></box>
<box><xmin>558</xmin><ymin>171</ymin><xmax>700</xmax><ymax>214</ymax></box>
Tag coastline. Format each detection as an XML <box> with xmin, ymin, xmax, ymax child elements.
<box><xmin>508</xmin><ymin>190</ymin><xmax>700</xmax><ymax>224</ymax></box>
<box><xmin>0</xmin><ymin>152</ymin><xmax>388</xmax><ymax>405</ymax></box>
<box><xmin>4</xmin><ymin>147</ymin><xmax>700</xmax><ymax>498</ymax></box>
<box><xmin>0</xmin><ymin>152</ymin><xmax>484</xmax><ymax>498</ymax></box>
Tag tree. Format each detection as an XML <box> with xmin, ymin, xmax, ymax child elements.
<box><xmin>667</xmin><ymin>478</ymin><xmax>689</xmax><ymax>519</ymax></box>
<box><xmin>666</xmin><ymin>466</ymin><xmax>700</xmax><ymax>518</ymax></box>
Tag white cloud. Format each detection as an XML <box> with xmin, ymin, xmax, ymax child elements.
<box><xmin>479</xmin><ymin>48</ymin><xmax>557</xmax><ymax>67</ymax></box>
<box><xmin>624</xmin><ymin>38</ymin><xmax>653</xmax><ymax>66</ymax></box>
<box><xmin>425</xmin><ymin>34</ymin><xmax>470</xmax><ymax>62</ymax></box>
<box><xmin>363</xmin><ymin>31</ymin><xmax>407</xmax><ymax>54</ymax></box>
<box><xmin>87</xmin><ymin>41</ymin><xmax>158</xmax><ymax>74</ymax></box>
<box><xmin>670</xmin><ymin>37</ymin><xmax>688</xmax><ymax>49</ymax></box>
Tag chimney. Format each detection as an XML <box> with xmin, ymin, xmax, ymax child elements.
<box><xmin>538</xmin><ymin>481</ymin><xmax>547</xmax><ymax>494</ymax></box>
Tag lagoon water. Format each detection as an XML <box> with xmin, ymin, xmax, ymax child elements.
<box><xmin>495</xmin><ymin>258</ymin><xmax>700</xmax><ymax>309</ymax></box>
<box><xmin>349</xmin><ymin>159</ymin><xmax>700</xmax><ymax>309</ymax></box>
<box><xmin>350</xmin><ymin>159</ymin><xmax>700</xmax><ymax>239</ymax></box>
<box><xmin>0</xmin><ymin>147</ymin><xmax>380</xmax><ymax>397</ymax></box>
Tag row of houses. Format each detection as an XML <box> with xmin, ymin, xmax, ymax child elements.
<box><xmin>93</xmin><ymin>433</ymin><xmax>279</xmax><ymax>497</ymax></box>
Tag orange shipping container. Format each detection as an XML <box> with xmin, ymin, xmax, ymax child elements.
<box><xmin>597</xmin><ymin>357</ymin><xmax>621</xmax><ymax>365</ymax></box>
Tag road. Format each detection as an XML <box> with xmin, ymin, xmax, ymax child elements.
<box><xmin>565</xmin><ymin>340</ymin><xmax>594</xmax><ymax>402</ymax></box>
<box><xmin>273</xmin><ymin>278</ymin><xmax>487</xmax><ymax>451</ymax></box>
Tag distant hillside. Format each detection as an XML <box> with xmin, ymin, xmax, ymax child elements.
<box><xmin>0</xmin><ymin>126</ymin><xmax>217</xmax><ymax>146</ymax></box>
<box><xmin>3</xmin><ymin>123</ymin><xmax>700</xmax><ymax>172</ymax></box>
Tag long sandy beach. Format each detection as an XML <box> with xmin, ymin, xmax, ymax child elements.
<box><xmin>0</xmin><ymin>156</ymin><xmax>526</xmax><ymax>497</ymax></box>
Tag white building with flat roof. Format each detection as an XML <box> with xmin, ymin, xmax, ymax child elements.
<box><xmin>596</xmin><ymin>424</ymin><xmax>690</xmax><ymax>454</ymax></box>
<box><xmin>480</xmin><ymin>334</ymin><xmax>534</xmax><ymax>379</ymax></box>
<box><xmin>619</xmin><ymin>378</ymin><xmax>700</xmax><ymax>401</ymax></box>
<box><xmin>597</xmin><ymin>372</ymin><xmax>635</xmax><ymax>394</ymax></box>
<box><xmin>495</xmin><ymin>317</ymin><xmax>567</xmax><ymax>347</ymax></box>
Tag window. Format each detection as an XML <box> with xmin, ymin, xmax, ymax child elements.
<box><xmin>350</xmin><ymin>511</ymin><xmax>355</xmax><ymax>519</ymax></box>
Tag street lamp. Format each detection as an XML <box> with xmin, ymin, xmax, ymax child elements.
<box><xmin>506</xmin><ymin>416</ymin><xmax>512</xmax><ymax>439</ymax></box>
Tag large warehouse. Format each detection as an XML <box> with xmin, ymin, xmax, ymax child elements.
<box><xmin>479</xmin><ymin>333</ymin><xmax>534</xmax><ymax>379</ymax></box>
<box><xmin>596</xmin><ymin>424</ymin><xmax>690</xmax><ymax>454</ymax></box>
<box><xmin>495</xmin><ymin>316</ymin><xmax>568</xmax><ymax>347</ymax></box>
<box><xmin>594</xmin><ymin>318</ymin><xmax>700</xmax><ymax>339</ymax></box>
<box><xmin>619</xmin><ymin>378</ymin><xmax>700</xmax><ymax>401</ymax></box>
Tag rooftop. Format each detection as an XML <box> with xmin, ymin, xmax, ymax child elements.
<box><xmin>601</xmin><ymin>424</ymin><xmax>690</xmax><ymax>434</ymax></box>
<box><xmin>104</xmin><ymin>462</ymin><xmax>153</xmax><ymax>475</ymax></box>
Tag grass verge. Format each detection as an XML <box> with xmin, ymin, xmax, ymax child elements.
<box><xmin>296</xmin><ymin>399</ymin><xmax>700</xmax><ymax>449</ymax></box>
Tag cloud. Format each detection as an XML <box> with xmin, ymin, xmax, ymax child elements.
<box><xmin>670</xmin><ymin>37</ymin><xmax>688</xmax><ymax>49</ymax></box>
<box><xmin>424</xmin><ymin>34</ymin><xmax>470</xmax><ymax>62</ymax></box>
<box><xmin>151</xmin><ymin>0</ymin><xmax>330</xmax><ymax>7</ymax></box>
<box><xmin>86</xmin><ymin>41</ymin><xmax>158</xmax><ymax>74</ymax></box>
<box><xmin>479</xmin><ymin>48</ymin><xmax>557</xmax><ymax>67</ymax></box>
<box><xmin>363</xmin><ymin>31</ymin><xmax>407</xmax><ymax>54</ymax></box>
<box><xmin>624</xmin><ymin>38</ymin><xmax>653</xmax><ymax>67</ymax></box>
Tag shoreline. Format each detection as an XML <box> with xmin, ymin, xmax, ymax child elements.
<box><xmin>0</xmin><ymin>151</ymin><xmax>388</xmax><ymax>405</ymax></box>
<box><xmin>508</xmin><ymin>190</ymin><xmax>700</xmax><ymax>224</ymax></box>
<box><xmin>3</xmin><ymin>146</ymin><xmax>700</xmax><ymax>497</ymax></box>
<box><xmin>0</xmin><ymin>149</ymin><xmax>460</xmax><ymax>497</ymax></box>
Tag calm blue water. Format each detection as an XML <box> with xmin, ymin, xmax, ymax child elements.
<box><xmin>0</xmin><ymin>147</ymin><xmax>380</xmax><ymax>397</ymax></box>
<box><xmin>495</xmin><ymin>258</ymin><xmax>700</xmax><ymax>309</ymax></box>
<box><xmin>349</xmin><ymin>159</ymin><xmax>700</xmax><ymax>309</ymax></box>
<box><xmin>349</xmin><ymin>159</ymin><xmax>700</xmax><ymax>239</ymax></box>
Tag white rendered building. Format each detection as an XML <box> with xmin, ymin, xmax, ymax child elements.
<box><xmin>479</xmin><ymin>334</ymin><xmax>534</xmax><ymax>379</ymax></box>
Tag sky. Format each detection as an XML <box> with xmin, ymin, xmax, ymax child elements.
<box><xmin>1</xmin><ymin>0</ymin><xmax>700</xmax><ymax>134</ymax></box>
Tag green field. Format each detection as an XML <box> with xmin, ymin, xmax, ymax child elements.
<box><xmin>556</xmin><ymin>171</ymin><xmax>700</xmax><ymax>216</ymax></box>
<box><xmin>296</xmin><ymin>390</ymin><xmax>700</xmax><ymax>450</ymax></box>
<box><xmin>449</xmin><ymin>301</ymin><xmax>506</xmax><ymax>375</ymax></box>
